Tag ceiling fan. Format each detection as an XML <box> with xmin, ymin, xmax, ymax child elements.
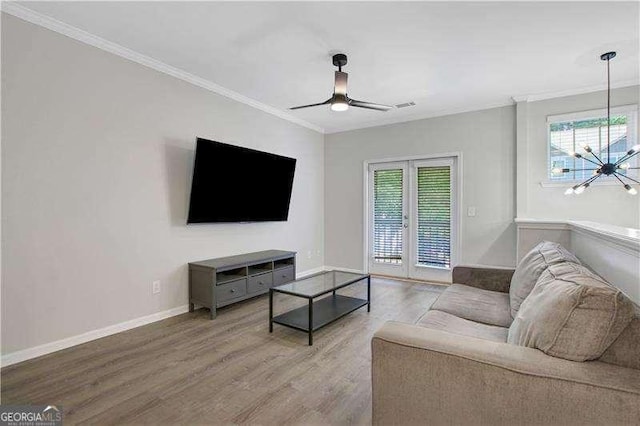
<box><xmin>290</xmin><ymin>54</ymin><xmax>393</xmax><ymax>112</ymax></box>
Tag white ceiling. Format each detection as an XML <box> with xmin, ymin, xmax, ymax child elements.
<box><xmin>12</xmin><ymin>1</ymin><xmax>640</xmax><ymax>133</ymax></box>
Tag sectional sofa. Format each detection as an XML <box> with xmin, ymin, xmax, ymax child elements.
<box><xmin>372</xmin><ymin>241</ymin><xmax>640</xmax><ymax>425</ymax></box>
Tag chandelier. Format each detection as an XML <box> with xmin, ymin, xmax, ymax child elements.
<box><xmin>553</xmin><ymin>51</ymin><xmax>639</xmax><ymax>195</ymax></box>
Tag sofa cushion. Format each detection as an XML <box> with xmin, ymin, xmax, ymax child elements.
<box><xmin>416</xmin><ymin>310</ymin><xmax>508</xmax><ymax>342</ymax></box>
<box><xmin>431</xmin><ymin>284</ymin><xmax>512</xmax><ymax>327</ymax></box>
<box><xmin>599</xmin><ymin>314</ymin><xmax>640</xmax><ymax>370</ymax></box>
<box><xmin>509</xmin><ymin>241</ymin><xmax>580</xmax><ymax>318</ymax></box>
<box><xmin>508</xmin><ymin>263</ymin><xmax>635</xmax><ymax>361</ymax></box>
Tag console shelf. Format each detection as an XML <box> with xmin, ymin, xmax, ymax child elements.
<box><xmin>272</xmin><ymin>295</ymin><xmax>368</xmax><ymax>332</ymax></box>
<box><xmin>189</xmin><ymin>250</ymin><xmax>296</xmax><ymax>319</ymax></box>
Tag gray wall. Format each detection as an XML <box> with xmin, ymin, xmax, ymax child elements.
<box><xmin>518</xmin><ymin>86</ymin><xmax>640</xmax><ymax>228</ymax></box>
<box><xmin>3</xmin><ymin>12</ymin><xmax>638</xmax><ymax>358</ymax></box>
<box><xmin>1</xmin><ymin>15</ymin><xmax>325</xmax><ymax>355</ymax></box>
<box><xmin>324</xmin><ymin>105</ymin><xmax>517</xmax><ymax>270</ymax></box>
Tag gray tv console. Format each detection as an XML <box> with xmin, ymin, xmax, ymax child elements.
<box><xmin>189</xmin><ymin>250</ymin><xmax>296</xmax><ymax>319</ymax></box>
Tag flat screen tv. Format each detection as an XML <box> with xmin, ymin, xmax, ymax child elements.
<box><xmin>187</xmin><ymin>138</ymin><xmax>296</xmax><ymax>223</ymax></box>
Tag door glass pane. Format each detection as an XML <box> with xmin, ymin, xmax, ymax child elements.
<box><xmin>373</xmin><ymin>169</ymin><xmax>403</xmax><ymax>264</ymax></box>
<box><xmin>417</xmin><ymin>166</ymin><xmax>451</xmax><ymax>268</ymax></box>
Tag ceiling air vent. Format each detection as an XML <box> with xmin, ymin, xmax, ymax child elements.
<box><xmin>395</xmin><ymin>101</ymin><xmax>416</xmax><ymax>109</ymax></box>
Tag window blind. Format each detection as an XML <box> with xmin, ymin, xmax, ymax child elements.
<box><xmin>417</xmin><ymin>166</ymin><xmax>451</xmax><ymax>268</ymax></box>
<box><xmin>373</xmin><ymin>169</ymin><xmax>403</xmax><ymax>264</ymax></box>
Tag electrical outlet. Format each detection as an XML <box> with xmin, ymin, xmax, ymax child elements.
<box><xmin>307</xmin><ymin>250</ymin><xmax>312</xmax><ymax>259</ymax></box>
<box><xmin>152</xmin><ymin>280</ymin><xmax>161</xmax><ymax>294</ymax></box>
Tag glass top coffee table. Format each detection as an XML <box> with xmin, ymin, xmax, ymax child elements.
<box><xmin>269</xmin><ymin>270</ymin><xmax>371</xmax><ymax>345</ymax></box>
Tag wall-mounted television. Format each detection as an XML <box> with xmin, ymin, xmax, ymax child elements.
<box><xmin>187</xmin><ymin>138</ymin><xmax>296</xmax><ymax>223</ymax></box>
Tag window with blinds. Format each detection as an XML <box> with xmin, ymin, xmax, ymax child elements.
<box><xmin>548</xmin><ymin>106</ymin><xmax>638</xmax><ymax>181</ymax></box>
<box><xmin>416</xmin><ymin>166</ymin><xmax>451</xmax><ymax>268</ymax></box>
<box><xmin>373</xmin><ymin>169</ymin><xmax>403</xmax><ymax>264</ymax></box>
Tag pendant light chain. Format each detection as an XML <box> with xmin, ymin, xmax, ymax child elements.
<box><xmin>607</xmin><ymin>56</ymin><xmax>611</xmax><ymax>164</ymax></box>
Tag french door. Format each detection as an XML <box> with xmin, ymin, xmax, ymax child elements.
<box><xmin>367</xmin><ymin>157</ymin><xmax>458</xmax><ymax>282</ymax></box>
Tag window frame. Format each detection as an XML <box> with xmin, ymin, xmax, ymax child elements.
<box><xmin>543</xmin><ymin>104</ymin><xmax>638</xmax><ymax>186</ymax></box>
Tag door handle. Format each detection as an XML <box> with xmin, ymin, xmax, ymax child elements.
<box><xmin>403</xmin><ymin>224</ymin><xmax>408</xmax><ymax>228</ymax></box>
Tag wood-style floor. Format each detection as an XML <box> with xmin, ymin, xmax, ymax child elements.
<box><xmin>1</xmin><ymin>278</ymin><xmax>444</xmax><ymax>425</ymax></box>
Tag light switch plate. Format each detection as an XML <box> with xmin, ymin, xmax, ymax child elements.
<box><xmin>467</xmin><ymin>207</ymin><xmax>476</xmax><ymax>217</ymax></box>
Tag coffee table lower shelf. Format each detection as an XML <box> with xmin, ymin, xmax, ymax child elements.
<box><xmin>271</xmin><ymin>294</ymin><xmax>368</xmax><ymax>344</ymax></box>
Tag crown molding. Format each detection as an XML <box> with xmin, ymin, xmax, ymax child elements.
<box><xmin>511</xmin><ymin>95</ymin><xmax>529</xmax><ymax>103</ymax></box>
<box><xmin>511</xmin><ymin>79</ymin><xmax>639</xmax><ymax>104</ymax></box>
<box><xmin>0</xmin><ymin>2</ymin><xmax>324</xmax><ymax>134</ymax></box>
<box><xmin>4</xmin><ymin>2</ymin><xmax>637</xmax><ymax>136</ymax></box>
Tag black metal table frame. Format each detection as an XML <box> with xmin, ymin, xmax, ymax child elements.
<box><xmin>269</xmin><ymin>273</ymin><xmax>371</xmax><ymax>345</ymax></box>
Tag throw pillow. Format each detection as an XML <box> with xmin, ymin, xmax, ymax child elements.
<box><xmin>507</xmin><ymin>263</ymin><xmax>634</xmax><ymax>361</ymax></box>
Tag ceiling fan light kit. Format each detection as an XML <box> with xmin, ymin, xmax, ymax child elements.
<box><xmin>554</xmin><ymin>51</ymin><xmax>639</xmax><ymax>195</ymax></box>
<box><xmin>330</xmin><ymin>94</ymin><xmax>349</xmax><ymax>111</ymax></box>
<box><xmin>290</xmin><ymin>53</ymin><xmax>393</xmax><ymax>113</ymax></box>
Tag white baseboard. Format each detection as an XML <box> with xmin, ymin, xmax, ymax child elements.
<box><xmin>324</xmin><ymin>265</ymin><xmax>366</xmax><ymax>274</ymax></box>
<box><xmin>295</xmin><ymin>266</ymin><xmax>326</xmax><ymax>279</ymax></box>
<box><xmin>1</xmin><ymin>305</ymin><xmax>190</xmax><ymax>367</ymax></box>
<box><xmin>1</xmin><ymin>266</ymin><xmax>330</xmax><ymax>368</ymax></box>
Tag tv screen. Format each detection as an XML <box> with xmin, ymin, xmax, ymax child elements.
<box><xmin>187</xmin><ymin>138</ymin><xmax>296</xmax><ymax>223</ymax></box>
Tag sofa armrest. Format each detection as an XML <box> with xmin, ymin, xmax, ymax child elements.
<box><xmin>452</xmin><ymin>265</ymin><xmax>515</xmax><ymax>292</ymax></box>
<box><xmin>372</xmin><ymin>322</ymin><xmax>640</xmax><ymax>426</ymax></box>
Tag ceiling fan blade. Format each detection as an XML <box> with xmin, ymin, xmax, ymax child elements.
<box><xmin>349</xmin><ymin>99</ymin><xmax>393</xmax><ymax>111</ymax></box>
<box><xmin>289</xmin><ymin>99</ymin><xmax>331</xmax><ymax>110</ymax></box>
<box><xmin>334</xmin><ymin>71</ymin><xmax>348</xmax><ymax>96</ymax></box>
